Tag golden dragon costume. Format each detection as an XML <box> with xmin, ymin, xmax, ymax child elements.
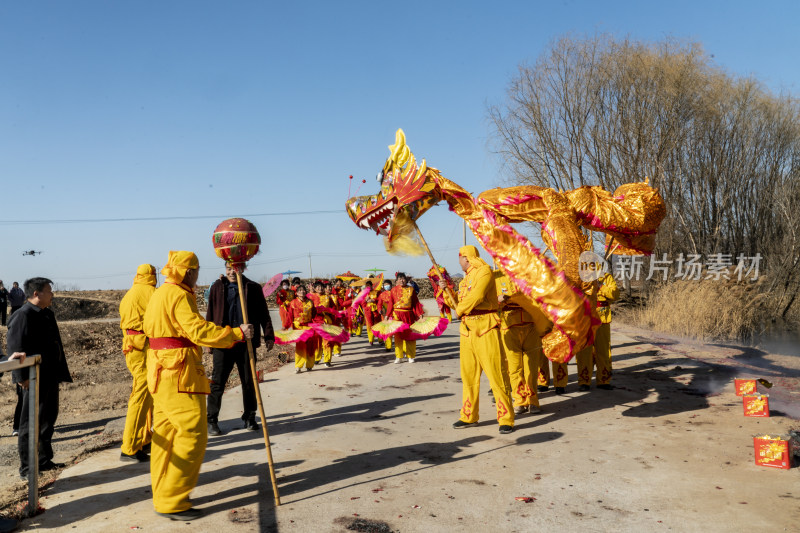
<box><xmin>346</xmin><ymin>129</ymin><xmax>665</xmax><ymax>363</ymax></box>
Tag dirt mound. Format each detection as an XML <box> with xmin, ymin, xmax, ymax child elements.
<box><xmin>50</xmin><ymin>297</ymin><xmax>116</xmax><ymax>321</ymax></box>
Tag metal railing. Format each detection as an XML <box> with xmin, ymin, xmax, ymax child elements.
<box><xmin>0</xmin><ymin>355</ymin><xmax>42</xmax><ymax>516</ymax></box>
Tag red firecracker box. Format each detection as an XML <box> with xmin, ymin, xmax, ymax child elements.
<box><xmin>735</xmin><ymin>379</ymin><xmax>757</xmax><ymax>396</ymax></box>
<box><xmin>753</xmin><ymin>435</ymin><xmax>793</xmax><ymax>469</ymax></box>
<box><xmin>743</xmin><ymin>394</ymin><xmax>769</xmax><ymax>417</ymax></box>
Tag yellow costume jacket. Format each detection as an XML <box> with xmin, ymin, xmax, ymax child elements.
<box><xmin>143</xmin><ymin>281</ymin><xmax>244</xmax><ymax>395</ymax></box>
<box><xmin>595</xmin><ymin>272</ymin><xmax>619</xmax><ymax>324</ymax></box>
<box><xmin>120</xmin><ymin>266</ymin><xmax>156</xmax><ymax>354</ymax></box>
<box><xmin>444</xmin><ymin>263</ymin><xmax>500</xmax><ymax>337</ymax></box>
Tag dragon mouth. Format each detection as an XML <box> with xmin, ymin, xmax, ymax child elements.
<box><xmin>358</xmin><ymin>201</ymin><xmax>395</xmax><ymax>235</ymax></box>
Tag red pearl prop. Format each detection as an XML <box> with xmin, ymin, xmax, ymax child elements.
<box><xmin>212</xmin><ymin>218</ymin><xmax>260</xmax><ymax>272</ymax></box>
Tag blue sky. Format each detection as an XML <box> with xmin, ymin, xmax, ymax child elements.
<box><xmin>1</xmin><ymin>1</ymin><xmax>798</xmax><ymax>289</ymax></box>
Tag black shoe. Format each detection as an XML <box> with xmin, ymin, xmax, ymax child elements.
<box><xmin>244</xmin><ymin>417</ymin><xmax>259</xmax><ymax>431</ymax></box>
<box><xmin>555</xmin><ymin>387</ymin><xmax>566</xmax><ymax>395</ymax></box>
<box><xmin>537</xmin><ymin>385</ymin><xmax>549</xmax><ymax>392</ymax></box>
<box><xmin>120</xmin><ymin>450</ymin><xmax>149</xmax><ymax>463</ymax></box>
<box><xmin>597</xmin><ymin>384</ymin><xmax>614</xmax><ymax>390</ymax></box>
<box><xmin>498</xmin><ymin>425</ymin><xmax>514</xmax><ymax>434</ymax></box>
<box><xmin>156</xmin><ymin>508</ymin><xmax>203</xmax><ymax>521</ymax></box>
<box><xmin>39</xmin><ymin>461</ymin><xmax>65</xmax><ymax>471</ymax></box>
<box><xmin>453</xmin><ymin>420</ymin><xmax>479</xmax><ymax>429</ymax></box>
<box><xmin>578</xmin><ymin>384</ymin><xmax>590</xmax><ymax>392</ymax></box>
<box><xmin>142</xmin><ymin>443</ymin><xmax>151</xmax><ymax>454</ymax></box>
<box><xmin>208</xmin><ymin>421</ymin><xmax>224</xmax><ymax>436</ymax></box>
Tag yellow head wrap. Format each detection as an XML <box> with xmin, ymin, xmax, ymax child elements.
<box><xmin>133</xmin><ymin>264</ymin><xmax>157</xmax><ymax>287</ymax></box>
<box><xmin>161</xmin><ymin>251</ymin><xmax>199</xmax><ymax>284</ymax></box>
<box><xmin>459</xmin><ymin>245</ymin><xmax>488</xmax><ymax>269</ymax></box>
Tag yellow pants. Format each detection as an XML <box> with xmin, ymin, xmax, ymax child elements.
<box><xmin>501</xmin><ymin>327</ymin><xmax>540</xmax><ymax>408</ymax></box>
<box><xmin>537</xmin><ymin>353</ymin><xmax>568</xmax><ymax>388</ymax></box>
<box><xmin>459</xmin><ymin>329</ymin><xmax>514</xmax><ymax>426</ymax></box>
<box><xmin>332</xmin><ymin>343</ymin><xmax>341</xmax><ymax>355</ymax></box>
<box><xmin>577</xmin><ymin>323</ymin><xmax>612</xmax><ymax>385</ymax></box>
<box><xmin>367</xmin><ymin>328</ymin><xmax>375</xmax><ymax>344</ymax></box>
<box><xmin>121</xmin><ymin>348</ymin><xmax>153</xmax><ymax>455</ymax></box>
<box><xmin>321</xmin><ymin>342</ymin><xmax>333</xmax><ymax>364</ymax></box>
<box><xmin>394</xmin><ymin>337</ymin><xmax>416</xmax><ymax>359</ymax></box>
<box><xmin>384</xmin><ymin>336</ymin><xmax>392</xmax><ymax>350</ymax></box>
<box><xmin>150</xmin><ymin>370</ymin><xmax>207</xmax><ymax>514</ymax></box>
<box><xmin>294</xmin><ymin>338</ymin><xmax>316</xmax><ymax>369</ymax></box>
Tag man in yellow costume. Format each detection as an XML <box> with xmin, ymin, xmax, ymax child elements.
<box><xmin>119</xmin><ymin>264</ymin><xmax>157</xmax><ymax>463</ymax></box>
<box><xmin>576</xmin><ymin>271</ymin><xmax>619</xmax><ymax>391</ymax></box>
<box><xmin>143</xmin><ymin>251</ymin><xmax>253</xmax><ymax>521</ymax></box>
<box><xmin>441</xmin><ymin>246</ymin><xmax>514</xmax><ymax>434</ymax></box>
<box><xmin>495</xmin><ymin>270</ymin><xmax>542</xmax><ymax>415</ymax></box>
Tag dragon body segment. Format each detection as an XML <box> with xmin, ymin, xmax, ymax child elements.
<box><xmin>346</xmin><ymin>129</ymin><xmax>666</xmax><ymax>363</ymax></box>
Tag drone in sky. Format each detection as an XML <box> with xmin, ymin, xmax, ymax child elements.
<box><xmin>22</xmin><ymin>250</ymin><xmax>43</xmax><ymax>256</ymax></box>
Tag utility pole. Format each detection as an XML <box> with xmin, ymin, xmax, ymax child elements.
<box><xmin>308</xmin><ymin>252</ymin><xmax>313</xmax><ymax>278</ymax></box>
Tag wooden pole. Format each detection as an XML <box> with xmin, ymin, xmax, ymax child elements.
<box><xmin>411</xmin><ymin>220</ymin><xmax>459</xmax><ymax>308</ymax></box>
<box><xmin>235</xmin><ymin>272</ymin><xmax>281</xmax><ymax>507</ymax></box>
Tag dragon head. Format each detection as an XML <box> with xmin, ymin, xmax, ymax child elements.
<box><xmin>346</xmin><ymin>129</ymin><xmax>441</xmax><ymax>240</ymax></box>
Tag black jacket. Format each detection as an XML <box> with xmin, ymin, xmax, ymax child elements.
<box><xmin>7</xmin><ymin>302</ymin><xmax>72</xmax><ymax>384</ymax></box>
<box><xmin>206</xmin><ymin>276</ymin><xmax>274</xmax><ymax>349</ymax></box>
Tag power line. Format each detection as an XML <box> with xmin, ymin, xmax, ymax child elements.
<box><xmin>0</xmin><ymin>210</ymin><xmax>341</xmax><ymax>226</ymax></box>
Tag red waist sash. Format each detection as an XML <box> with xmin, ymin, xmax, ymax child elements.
<box><xmin>126</xmin><ymin>329</ymin><xmax>144</xmax><ymax>336</ymax></box>
<box><xmin>464</xmin><ymin>309</ymin><xmax>496</xmax><ymax>317</ymax></box>
<box><xmin>149</xmin><ymin>337</ymin><xmax>197</xmax><ymax>350</ymax></box>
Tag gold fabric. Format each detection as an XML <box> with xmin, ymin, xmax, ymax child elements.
<box><xmin>346</xmin><ymin>128</ymin><xmax>666</xmax><ymax>365</ymax></box>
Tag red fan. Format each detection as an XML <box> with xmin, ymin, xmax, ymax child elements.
<box><xmin>310</xmin><ymin>323</ymin><xmax>350</xmax><ymax>343</ymax></box>
<box><xmin>371</xmin><ymin>319</ymin><xmax>410</xmax><ymax>340</ymax></box>
<box><xmin>274</xmin><ymin>328</ymin><xmax>316</xmax><ymax>345</ymax></box>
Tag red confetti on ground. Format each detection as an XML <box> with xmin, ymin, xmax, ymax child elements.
<box><xmin>412</xmin><ymin>505</ymin><xmax>420</xmax><ymax>509</ymax></box>
<box><xmin>353</xmin><ymin>513</ymin><xmax>359</xmax><ymax>516</ymax></box>
<box><xmin>716</xmin><ymin>486</ymin><xmax>723</xmax><ymax>489</ymax></box>
<box><xmin>372</xmin><ymin>488</ymin><xmax>384</xmax><ymax>493</ymax></box>
<box><xmin>350</xmin><ymin>497</ymin><xmax>360</xmax><ymax>500</ymax></box>
<box><xmin>319</xmin><ymin>384</ymin><xmax>326</xmax><ymax>387</ymax></box>
<box><xmin>739</xmin><ymin>502</ymin><xmax>748</xmax><ymax>504</ymax></box>
<box><xmin>515</xmin><ymin>497</ymin><xmax>536</xmax><ymax>503</ymax></box>
<box><xmin>374</xmin><ymin>500</ymin><xmax>380</xmax><ymax>503</ymax></box>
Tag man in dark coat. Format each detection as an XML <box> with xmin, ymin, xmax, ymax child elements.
<box><xmin>205</xmin><ymin>265</ymin><xmax>274</xmax><ymax>435</ymax></box>
<box><xmin>7</xmin><ymin>277</ymin><xmax>72</xmax><ymax>478</ymax></box>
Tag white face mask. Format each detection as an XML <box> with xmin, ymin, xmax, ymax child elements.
<box><xmin>383</xmin><ymin>284</ymin><xmax>391</xmax><ymax>290</ymax></box>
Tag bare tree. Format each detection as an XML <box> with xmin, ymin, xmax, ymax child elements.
<box><xmin>489</xmin><ymin>34</ymin><xmax>800</xmax><ymax>327</ymax></box>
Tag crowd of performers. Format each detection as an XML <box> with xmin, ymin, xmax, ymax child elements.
<box><xmin>273</xmin><ymin>272</ymin><xmax>448</xmax><ymax>371</ymax></box>
<box><xmin>107</xmin><ymin>247</ymin><xmax>619</xmax><ymax>521</ymax></box>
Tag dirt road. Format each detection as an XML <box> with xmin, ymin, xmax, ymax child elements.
<box><xmin>12</xmin><ymin>318</ymin><xmax>800</xmax><ymax>532</ymax></box>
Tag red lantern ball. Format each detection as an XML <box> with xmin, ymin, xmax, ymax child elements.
<box><xmin>212</xmin><ymin>218</ymin><xmax>260</xmax><ymax>271</ymax></box>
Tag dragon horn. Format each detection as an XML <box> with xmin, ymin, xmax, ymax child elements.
<box><xmin>388</xmin><ymin>128</ymin><xmax>413</xmax><ymax>169</ymax></box>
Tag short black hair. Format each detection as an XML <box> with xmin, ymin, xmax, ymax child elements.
<box><xmin>383</xmin><ymin>280</ymin><xmax>393</xmax><ymax>287</ymax></box>
<box><xmin>395</xmin><ymin>272</ymin><xmax>407</xmax><ymax>281</ymax></box>
<box><xmin>292</xmin><ymin>277</ymin><xmax>302</xmax><ymax>284</ymax></box>
<box><xmin>365</xmin><ymin>281</ymin><xmax>373</xmax><ymax>287</ymax></box>
<box><xmin>24</xmin><ymin>277</ymin><xmax>53</xmax><ymax>299</ymax></box>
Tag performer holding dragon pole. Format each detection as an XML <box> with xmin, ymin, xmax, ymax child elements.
<box><xmin>442</xmin><ymin>246</ymin><xmax>515</xmax><ymax>434</ymax></box>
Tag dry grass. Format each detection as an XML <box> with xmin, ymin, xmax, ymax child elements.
<box><xmin>617</xmin><ymin>279</ymin><xmax>770</xmax><ymax>342</ymax></box>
